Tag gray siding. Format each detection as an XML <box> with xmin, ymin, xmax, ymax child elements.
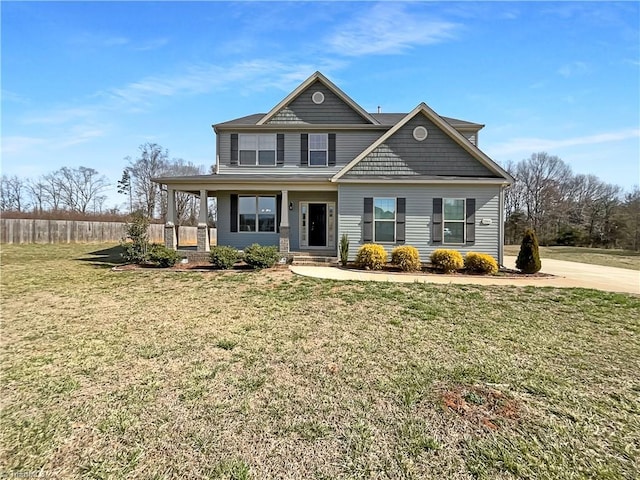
<box><xmin>216</xmin><ymin>192</ymin><xmax>280</xmax><ymax>249</ymax></box>
<box><xmin>344</xmin><ymin>113</ymin><xmax>497</xmax><ymax>178</ymax></box>
<box><xmin>337</xmin><ymin>184</ymin><xmax>501</xmax><ymax>261</ymax></box>
<box><xmin>217</xmin><ymin>131</ymin><xmax>382</xmax><ymax>175</ymax></box>
<box><xmin>267</xmin><ymin>80</ymin><xmax>370</xmax><ymax>125</ymax></box>
<box><xmin>215</xmin><ymin>190</ymin><xmax>338</xmax><ymax>251</ymax></box>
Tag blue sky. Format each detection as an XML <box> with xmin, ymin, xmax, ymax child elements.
<box><xmin>2</xmin><ymin>1</ymin><xmax>639</xmax><ymax>209</ymax></box>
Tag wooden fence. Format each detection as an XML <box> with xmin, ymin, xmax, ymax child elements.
<box><xmin>0</xmin><ymin>218</ymin><xmax>216</xmax><ymax>246</ymax></box>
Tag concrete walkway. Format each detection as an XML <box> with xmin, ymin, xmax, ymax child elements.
<box><xmin>290</xmin><ymin>256</ymin><xmax>640</xmax><ymax>295</ymax></box>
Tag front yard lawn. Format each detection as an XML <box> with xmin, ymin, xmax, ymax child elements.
<box><xmin>1</xmin><ymin>243</ymin><xmax>639</xmax><ymax>479</ymax></box>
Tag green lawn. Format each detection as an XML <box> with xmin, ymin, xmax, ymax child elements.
<box><xmin>504</xmin><ymin>245</ymin><xmax>640</xmax><ymax>270</ymax></box>
<box><xmin>1</xmin><ymin>243</ymin><xmax>639</xmax><ymax>479</ymax></box>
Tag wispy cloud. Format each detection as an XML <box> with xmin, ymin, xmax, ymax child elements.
<box><xmin>1</xmin><ymin>136</ymin><xmax>47</xmax><ymax>155</ymax></box>
<box><xmin>105</xmin><ymin>60</ymin><xmax>339</xmax><ymax>106</ymax></box>
<box><xmin>327</xmin><ymin>3</ymin><xmax>459</xmax><ymax>56</ymax></box>
<box><xmin>488</xmin><ymin>128</ymin><xmax>640</xmax><ymax>156</ymax></box>
<box><xmin>558</xmin><ymin>61</ymin><xmax>590</xmax><ymax>77</ymax></box>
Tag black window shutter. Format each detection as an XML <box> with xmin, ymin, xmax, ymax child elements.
<box><xmin>432</xmin><ymin>198</ymin><xmax>442</xmax><ymax>243</ymax></box>
<box><xmin>230</xmin><ymin>134</ymin><xmax>238</xmax><ymax>165</ymax></box>
<box><xmin>363</xmin><ymin>197</ymin><xmax>373</xmax><ymax>242</ymax></box>
<box><xmin>276</xmin><ymin>194</ymin><xmax>282</xmax><ymax>233</ymax></box>
<box><xmin>396</xmin><ymin>198</ymin><xmax>406</xmax><ymax>244</ymax></box>
<box><xmin>466</xmin><ymin>198</ymin><xmax>476</xmax><ymax>244</ymax></box>
<box><xmin>277</xmin><ymin>134</ymin><xmax>285</xmax><ymax>166</ymax></box>
<box><xmin>328</xmin><ymin>133</ymin><xmax>336</xmax><ymax>166</ymax></box>
<box><xmin>230</xmin><ymin>194</ymin><xmax>238</xmax><ymax>232</ymax></box>
<box><xmin>300</xmin><ymin>134</ymin><xmax>308</xmax><ymax>166</ymax></box>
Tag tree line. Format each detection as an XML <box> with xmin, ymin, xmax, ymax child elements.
<box><xmin>503</xmin><ymin>152</ymin><xmax>639</xmax><ymax>251</ymax></box>
<box><xmin>1</xmin><ymin>143</ymin><xmax>211</xmax><ymax>226</ymax></box>
<box><xmin>2</xmin><ymin>146</ymin><xmax>638</xmax><ymax>250</ymax></box>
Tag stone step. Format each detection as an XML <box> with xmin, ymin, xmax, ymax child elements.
<box><xmin>291</xmin><ymin>256</ymin><xmax>338</xmax><ymax>266</ymax></box>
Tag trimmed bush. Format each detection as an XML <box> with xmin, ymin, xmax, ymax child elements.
<box><xmin>516</xmin><ymin>229</ymin><xmax>542</xmax><ymax>273</ymax></box>
<box><xmin>148</xmin><ymin>243</ymin><xmax>181</xmax><ymax>268</ymax></box>
<box><xmin>464</xmin><ymin>252</ymin><xmax>499</xmax><ymax>274</ymax></box>
<box><xmin>339</xmin><ymin>233</ymin><xmax>350</xmax><ymax>267</ymax></box>
<box><xmin>354</xmin><ymin>243</ymin><xmax>387</xmax><ymax>270</ymax></box>
<box><xmin>210</xmin><ymin>246</ymin><xmax>239</xmax><ymax>269</ymax></box>
<box><xmin>430</xmin><ymin>249</ymin><xmax>464</xmax><ymax>273</ymax></box>
<box><xmin>391</xmin><ymin>245</ymin><xmax>422</xmax><ymax>272</ymax></box>
<box><xmin>243</xmin><ymin>244</ymin><xmax>279</xmax><ymax>269</ymax></box>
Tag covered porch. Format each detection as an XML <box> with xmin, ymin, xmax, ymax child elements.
<box><xmin>156</xmin><ymin>175</ymin><xmax>338</xmax><ymax>255</ymax></box>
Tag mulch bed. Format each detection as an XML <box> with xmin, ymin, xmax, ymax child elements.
<box><xmin>113</xmin><ymin>261</ymin><xmax>553</xmax><ymax>278</ymax></box>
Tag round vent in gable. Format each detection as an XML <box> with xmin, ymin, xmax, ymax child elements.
<box><xmin>312</xmin><ymin>91</ymin><xmax>325</xmax><ymax>104</ymax></box>
<box><xmin>413</xmin><ymin>126</ymin><xmax>428</xmax><ymax>141</ymax></box>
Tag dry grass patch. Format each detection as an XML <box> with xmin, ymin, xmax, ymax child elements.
<box><xmin>1</xmin><ymin>243</ymin><xmax>639</xmax><ymax>479</ymax></box>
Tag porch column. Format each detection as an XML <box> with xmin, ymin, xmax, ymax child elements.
<box><xmin>164</xmin><ymin>187</ymin><xmax>177</xmax><ymax>250</ymax></box>
<box><xmin>197</xmin><ymin>189</ymin><xmax>210</xmax><ymax>252</ymax></box>
<box><xmin>279</xmin><ymin>190</ymin><xmax>290</xmax><ymax>253</ymax></box>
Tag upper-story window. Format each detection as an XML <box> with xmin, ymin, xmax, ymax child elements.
<box><xmin>239</xmin><ymin>134</ymin><xmax>276</xmax><ymax>166</ymax></box>
<box><xmin>308</xmin><ymin>134</ymin><xmax>328</xmax><ymax>167</ymax></box>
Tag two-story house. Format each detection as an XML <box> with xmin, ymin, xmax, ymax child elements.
<box><xmin>154</xmin><ymin>71</ymin><xmax>513</xmax><ymax>264</ymax></box>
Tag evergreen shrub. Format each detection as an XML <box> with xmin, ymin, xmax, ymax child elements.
<box><xmin>355</xmin><ymin>244</ymin><xmax>387</xmax><ymax>270</ymax></box>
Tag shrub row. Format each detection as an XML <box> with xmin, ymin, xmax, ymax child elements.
<box><xmin>209</xmin><ymin>244</ymin><xmax>280</xmax><ymax>270</ymax></box>
<box><xmin>353</xmin><ymin>243</ymin><xmax>499</xmax><ymax>274</ymax></box>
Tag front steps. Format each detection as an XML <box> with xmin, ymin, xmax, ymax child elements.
<box><xmin>291</xmin><ymin>254</ymin><xmax>339</xmax><ymax>266</ymax></box>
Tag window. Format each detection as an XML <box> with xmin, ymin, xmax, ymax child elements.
<box><xmin>374</xmin><ymin>198</ymin><xmax>396</xmax><ymax>242</ymax></box>
<box><xmin>443</xmin><ymin>198</ymin><xmax>465</xmax><ymax>243</ymax></box>
<box><xmin>238</xmin><ymin>196</ymin><xmax>276</xmax><ymax>232</ymax></box>
<box><xmin>308</xmin><ymin>133</ymin><xmax>328</xmax><ymax>167</ymax></box>
<box><xmin>239</xmin><ymin>134</ymin><xmax>276</xmax><ymax>166</ymax></box>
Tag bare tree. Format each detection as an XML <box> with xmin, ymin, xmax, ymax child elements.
<box><xmin>0</xmin><ymin>175</ymin><xmax>29</xmax><ymax>212</ymax></box>
<box><xmin>126</xmin><ymin>143</ymin><xmax>169</xmax><ymax>219</ymax></box>
<box><xmin>26</xmin><ymin>178</ymin><xmax>47</xmax><ymax>213</ymax></box>
<box><xmin>161</xmin><ymin>158</ymin><xmax>204</xmax><ymax>225</ymax></box>
<box><xmin>56</xmin><ymin>166</ymin><xmax>109</xmax><ymax>213</ymax></box>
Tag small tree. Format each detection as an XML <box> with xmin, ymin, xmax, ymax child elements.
<box><xmin>516</xmin><ymin>228</ymin><xmax>542</xmax><ymax>273</ymax></box>
<box><xmin>121</xmin><ymin>211</ymin><xmax>151</xmax><ymax>264</ymax></box>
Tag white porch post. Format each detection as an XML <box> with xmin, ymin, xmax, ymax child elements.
<box><xmin>197</xmin><ymin>189</ymin><xmax>210</xmax><ymax>252</ymax></box>
<box><xmin>164</xmin><ymin>187</ymin><xmax>177</xmax><ymax>250</ymax></box>
<box><xmin>279</xmin><ymin>190</ymin><xmax>290</xmax><ymax>253</ymax></box>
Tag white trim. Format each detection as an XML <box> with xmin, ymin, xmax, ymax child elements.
<box><xmin>238</xmin><ymin>195</ymin><xmax>277</xmax><ymax>233</ymax></box>
<box><xmin>312</xmin><ymin>91</ymin><xmax>325</xmax><ymax>104</ymax></box>
<box><xmin>332</xmin><ymin>102</ymin><xmax>514</xmax><ymax>183</ymax></box>
<box><xmin>238</xmin><ymin>134</ymin><xmax>277</xmax><ymax>166</ymax></box>
<box><xmin>299</xmin><ymin>201</ymin><xmax>335</xmax><ymax>249</ymax></box>
<box><xmin>373</xmin><ymin>197</ymin><xmax>396</xmax><ymax>243</ymax></box>
<box><xmin>442</xmin><ymin>197</ymin><xmax>466</xmax><ymax>245</ymax></box>
<box><xmin>334</xmin><ymin>178</ymin><xmax>509</xmax><ymax>185</ymax></box>
<box><xmin>256</xmin><ymin>71</ymin><xmax>380</xmax><ymax>125</ymax></box>
<box><xmin>413</xmin><ymin>126</ymin><xmax>428</xmax><ymax>141</ymax></box>
<box><xmin>308</xmin><ymin>133</ymin><xmax>328</xmax><ymax>167</ymax></box>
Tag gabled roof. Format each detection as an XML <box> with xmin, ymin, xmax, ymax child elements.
<box><xmin>256</xmin><ymin>71</ymin><xmax>380</xmax><ymax>126</ymax></box>
<box><xmin>332</xmin><ymin>102</ymin><xmax>513</xmax><ymax>183</ymax></box>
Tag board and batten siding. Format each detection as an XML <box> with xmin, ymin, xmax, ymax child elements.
<box><xmin>344</xmin><ymin>114</ymin><xmax>496</xmax><ymax>178</ymax></box>
<box><xmin>217</xmin><ymin>131</ymin><xmax>382</xmax><ymax>175</ymax></box>
<box><xmin>338</xmin><ymin>184</ymin><xmax>502</xmax><ymax>261</ymax></box>
<box><xmin>216</xmin><ymin>192</ymin><xmax>280</xmax><ymax>249</ymax></box>
<box><xmin>266</xmin><ymin>80</ymin><xmax>369</xmax><ymax>125</ymax></box>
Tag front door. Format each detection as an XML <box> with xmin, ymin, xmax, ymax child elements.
<box><xmin>308</xmin><ymin>203</ymin><xmax>327</xmax><ymax>247</ymax></box>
